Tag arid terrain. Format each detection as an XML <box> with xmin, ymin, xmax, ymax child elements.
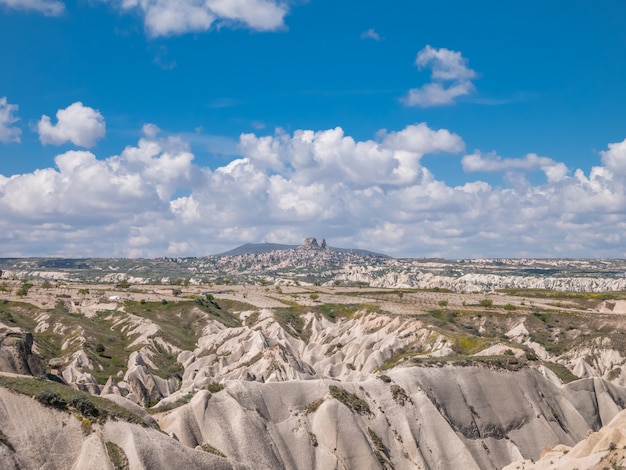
<box><xmin>2</xmin><ymin>243</ymin><xmax>626</xmax><ymax>469</ymax></box>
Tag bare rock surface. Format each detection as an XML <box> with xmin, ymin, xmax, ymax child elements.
<box><xmin>0</xmin><ymin>386</ymin><xmax>247</xmax><ymax>470</ymax></box>
<box><xmin>503</xmin><ymin>408</ymin><xmax>626</xmax><ymax>469</ymax></box>
<box><xmin>155</xmin><ymin>367</ymin><xmax>626</xmax><ymax>470</ymax></box>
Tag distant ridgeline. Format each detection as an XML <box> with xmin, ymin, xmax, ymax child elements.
<box><xmin>216</xmin><ymin>237</ymin><xmax>388</xmax><ymax>258</ymax></box>
<box><xmin>2</xmin><ymin>241</ymin><xmax>626</xmax><ymax>293</ymax></box>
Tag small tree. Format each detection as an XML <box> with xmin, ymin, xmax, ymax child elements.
<box><xmin>438</xmin><ymin>300</ymin><xmax>448</xmax><ymax>308</ymax></box>
<box><xmin>16</xmin><ymin>281</ymin><xmax>33</xmax><ymax>297</ymax></box>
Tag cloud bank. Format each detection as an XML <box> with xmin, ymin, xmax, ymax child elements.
<box><xmin>1</xmin><ymin>114</ymin><xmax>626</xmax><ymax>258</ymax></box>
<box><xmin>403</xmin><ymin>45</ymin><xmax>476</xmax><ymax>107</ymax></box>
<box><xmin>38</xmin><ymin>102</ymin><xmax>106</xmax><ymax>148</ymax></box>
<box><xmin>103</xmin><ymin>0</ymin><xmax>289</xmax><ymax>37</ymax></box>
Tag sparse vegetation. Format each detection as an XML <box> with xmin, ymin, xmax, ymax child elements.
<box><xmin>16</xmin><ymin>281</ymin><xmax>33</xmax><ymax>297</ymax></box>
<box><xmin>69</xmin><ymin>395</ymin><xmax>99</xmax><ymax>418</ymax></box>
<box><xmin>0</xmin><ymin>376</ymin><xmax>147</xmax><ymax>426</ymax></box>
<box><xmin>105</xmin><ymin>441</ymin><xmax>130</xmax><ymax>470</ymax></box>
<box><xmin>201</xmin><ymin>443</ymin><xmax>226</xmax><ymax>458</ymax></box>
<box><xmin>36</xmin><ymin>390</ymin><xmax>67</xmax><ymax>410</ymax></box>
<box><xmin>207</xmin><ymin>382</ymin><xmax>224</xmax><ymax>393</ymax></box>
<box><xmin>329</xmin><ymin>385</ymin><xmax>371</xmax><ymax>415</ymax></box>
<box><xmin>542</xmin><ymin>360</ymin><xmax>579</xmax><ymax>384</ymax></box>
<box><xmin>390</xmin><ymin>384</ymin><xmax>412</xmax><ymax>406</ymax></box>
<box><xmin>305</xmin><ymin>398</ymin><xmax>324</xmax><ymax>414</ymax></box>
<box><xmin>150</xmin><ymin>393</ymin><xmax>194</xmax><ymax>414</ymax></box>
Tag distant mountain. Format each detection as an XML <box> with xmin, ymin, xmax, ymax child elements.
<box><xmin>216</xmin><ymin>242</ymin><xmax>297</xmax><ymax>256</ymax></box>
<box><xmin>215</xmin><ymin>240</ymin><xmax>389</xmax><ymax>258</ymax></box>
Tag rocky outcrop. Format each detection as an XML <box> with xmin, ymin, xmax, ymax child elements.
<box><xmin>503</xmin><ymin>408</ymin><xmax>626</xmax><ymax>470</ymax></box>
<box><xmin>123</xmin><ymin>352</ymin><xmax>180</xmax><ymax>405</ymax></box>
<box><xmin>0</xmin><ymin>331</ymin><xmax>43</xmax><ymax>376</ymax></box>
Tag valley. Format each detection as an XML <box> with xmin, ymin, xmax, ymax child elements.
<box><xmin>1</xmin><ymin>243</ymin><xmax>626</xmax><ymax>469</ymax></box>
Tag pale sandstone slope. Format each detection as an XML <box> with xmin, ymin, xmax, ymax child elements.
<box><xmin>0</xmin><ymin>387</ymin><xmax>247</xmax><ymax>470</ymax></box>
<box><xmin>504</xmin><ymin>408</ymin><xmax>626</xmax><ymax>470</ymax></box>
<box><xmin>156</xmin><ymin>367</ymin><xmax>626</xmax><ymax>470</ymax></box>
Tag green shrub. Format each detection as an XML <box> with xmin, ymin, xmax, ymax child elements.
<box><xmin>16</xmin><ymin>282</ymin><xmax>33</xmax><ymax>297</ymax></box>
<box><xmin>479</xmin><ymin>299</ymin><xmax>493</xmax><ymax>308</ymax></box>
<box><xmin>69</xmin><ymin>396</ymin><xmax>99</xmax><ymax>418</ymax></box>
<box><xmin>35</xmin><ymin>390</ymin><xmax>67</xmax><ymax>410</ymax></box>
<box><xmin>207</xmin><ymin>382</ymin><xmax>224</xmax><ymax>393</ymax></box>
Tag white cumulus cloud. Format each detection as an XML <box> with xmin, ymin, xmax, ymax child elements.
<box><xmin>38</xmin><ymin>102</ymin><xmax>106</xmax><ymax>148</ymax></box>
<box><xmin>462</xmin><ymin>151</ymin><xmax>569</xmax><ymax>182</ymax></box>
<box><xmin>105</xmin><ymin>0</ymin><xmax>288</xmax><ymax>37</ymax></box>
<box><xmin>403</xmin><ymin>45</ymin><xmax>476</xmax><ymax>107</ymax></box>
<box><xmin>0</xmin><ymin>0</ymin><xmax>64</xmax><ymax>16</ymax></box>
<box><xmin>2</xmin><ymin>123</ymin><xmax>626</xmax><ymax>259</ymax></box>
<box><xmin>238</xmin><ymin>123</ymin><xmax>464</xmax><ymax>187</ymax></box>
<box><xmin>0</xmin><ymin>97</ymin><xmax>21</xmax><ymax>143</ymax></box>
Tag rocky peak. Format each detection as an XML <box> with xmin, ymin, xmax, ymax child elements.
<box><xmin>302</xmin><ymin>237</ymin><xmax>319</xmax><ymax>249</ymax></box>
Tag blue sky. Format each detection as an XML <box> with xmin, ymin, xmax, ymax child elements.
<box><xmin>1</xmin><ymin>0</ymin><xmax>626</xmax><ymax>258</ymax></box>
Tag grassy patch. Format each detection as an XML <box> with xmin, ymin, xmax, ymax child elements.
<box><xmin>329</xmin><ymin>385</ymin><xmax>370</xmax><ymax>415</ymax></box>
<box><xmin>542</xmin><ymin>361</ymin><xmax>579</xmax><ymax>384</ymax></box>
<box><xmin>193</xmin><ymin>296</ymin><xmax>242</xmax><ymax>328</ymax></box>
<box><xmin>367</xmin><ymin>427</ymin><xmax>390</xmax><ymax>467</ymax></box>
<box><xmin>201</xmin><ymin>443</ymin><xmax>226</xmax><ymax>458</ymax></box>
<box><xmin>390</xmin><ymin>384</ymin><xmax>412</xmax><ymax>406</ymax></box>
<box><xmin>0</xmin><ymin>375</ymin><xmax>147</xmax><ymax>426</ymax></box>
<box><xmin>0</xmin><ymin>301</ymin><xmax>39</xmax><ymax>330</ymax></box>
<box><xmin>105</xmin><ymin>441</ymin><xmax>129</xmax><ymax>470</ymax></box>
<box><xmin>124</xmin><ymin>300</ymin><xmax>213</xmax><ymax>350</ymax></box>
<box><xmin>305</xmin><ymin>398</ymin><xmax>324</xmax><ymax>414</ymax></box>
<box><xmin>377</xmin><ymin>348</ymin><xmax>422</xmax><ymax>371</ymax></box>
<box><xmin>207</xmin><ymin>382</ymin><xmax>224</xmax><ymax>393</ymax></box>
<box><xmin>273</xmin><ymin>306</ymin><xmax>310</xmax><ymax>341</ymax></box>
<box><xmin>245</xmin><ymin>311</ymin><xmax>260</xmax><ymax>326</ymax></box>
<box><xmin>452</xmin><ymin>335</ymin><xmax>492</xmax><ymax>355</ymax></box>
<box><xmin>150</xmin><ymin>392</ymin><xmax>194</xmax><ymax>414</ymax></box>
<box><xmin>145</xmin><ymin>340</ymin><xmax>183</xmax><ymax>380</ymax></box>
<box><xmin>498</xmin><ymin>289</ymin><xmax>626</xmax><ymax>310</ymax></box>
<box><xmin>313</xmin><ymin>303</ymin><xmax>361</xmax><ymax>322</ymax></box>
<box><xmin>411</xmin><ymin>355</ymin><xmax>527</xmax><ymax>371</ymax></box>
